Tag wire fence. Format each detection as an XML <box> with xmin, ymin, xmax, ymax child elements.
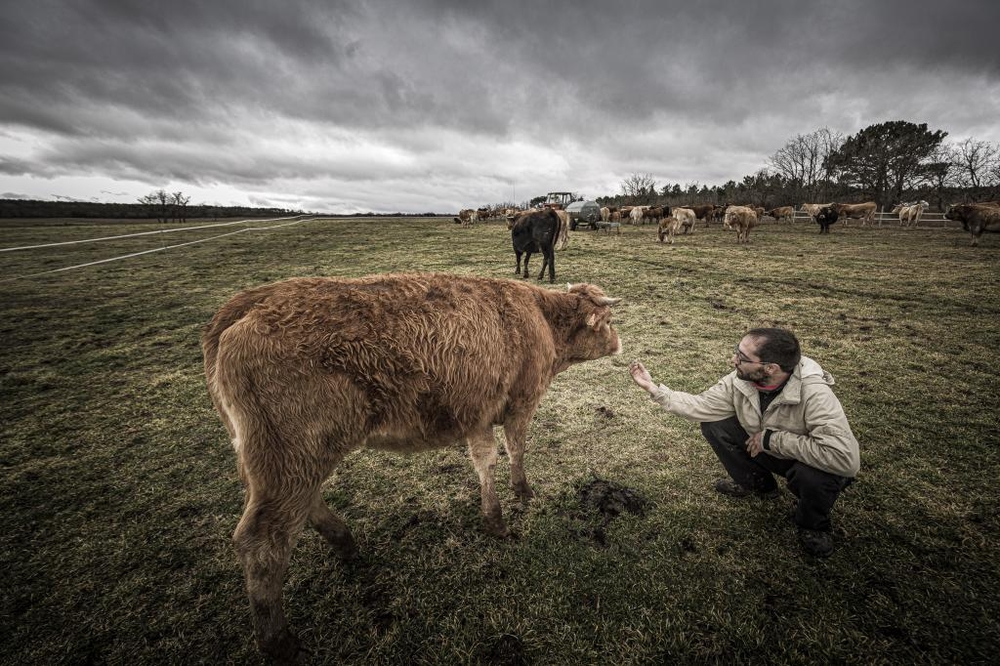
<box><xmin>788</xmin><ymin>210</ymin><xmax>958</xmax><ymax>228</ymax></box>
<box><xmin>0</xmin><ymin>214</ymin><xmax>333</xmax><ymax>283</ymax></box>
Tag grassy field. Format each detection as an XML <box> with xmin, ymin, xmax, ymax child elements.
<box><xmin>1</xmin><ymin>215</ymin><xmax>998</xmax><ymax>664</ymax></box>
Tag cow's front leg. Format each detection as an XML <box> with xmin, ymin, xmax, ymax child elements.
<box><xmin>467</xmin><ymin>430</ymin><xmax>509</xmax><ymax>537</ymax></box>
<box><xmin>503</xmin><ymin>416</ymin><xmax>534</xmax><ymax>500</ymax></box>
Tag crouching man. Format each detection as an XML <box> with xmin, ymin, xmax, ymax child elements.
<box><xmin>629</xmin><ymin>327</ymin><xmax>860</xmax><ymax>557</ymax></box>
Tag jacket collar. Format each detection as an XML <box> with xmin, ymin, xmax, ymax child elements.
<box><xmin>734</xmin><ymin>363</ymin><xmax>805</xmax><ymax>405</ymax></box>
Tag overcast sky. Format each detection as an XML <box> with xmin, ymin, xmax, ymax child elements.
<box><xmin>1</xmin><ymin>0</ymin><xmax>998</xmax><ymax>214</ymax></box>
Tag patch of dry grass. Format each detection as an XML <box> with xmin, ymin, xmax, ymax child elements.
<box><xmin>1</xmin><ymin>216</ymin><xmax>998</xmax><ymax>664</ymax></box>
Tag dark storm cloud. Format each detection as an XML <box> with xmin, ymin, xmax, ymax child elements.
<box><xmin>1</xmin><ymin>0</ymin><xmax>998</xmax><ymax>211</ymax></box>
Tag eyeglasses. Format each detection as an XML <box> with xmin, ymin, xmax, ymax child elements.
<box><xmin>734</xmin><ymin>344</ymin><xmax>770</xmax><ymax>366</ymax></box>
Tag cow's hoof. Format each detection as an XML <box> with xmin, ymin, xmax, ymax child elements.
<box><xmin>332</xmin><ymin>534</ymin><xmax>359</xmax><ymax>561</ymax></box>
<box><xmin>513</xmin><ymin>483</ymin><xmax>535</xmax><ymax>501</ymax></box>
<box><xmin>484</xmin><ymin>519</ymin><xmax>512</xmax><ymax>539</ymax></box>
<box><xmin>261</xmin><ymin>629</ymin><xmax>309</xmax><ymax>665</ymax></box>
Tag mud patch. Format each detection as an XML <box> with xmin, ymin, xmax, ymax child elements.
<box><xmin>483</xmin><ymin>633</ymin><xmax>528</xmax><ymax>666</ymax></box>
<box><xmin>579</xmin><ymin>477</ymin><xmax>650</xmax><ymax>519</ymax></box>
<box><xmin>570</xmin><ymin>475</ymin><xmax>652</xmax><ymax>547</ymax></box>
<box><xmin>595</xmin><ymin>405</ymin><xmax>616</xmax><ymax>420</ymax></box>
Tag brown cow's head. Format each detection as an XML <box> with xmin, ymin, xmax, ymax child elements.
<box><xmin>564</xmin><ymin>283</ymin><xmax>623</xmax><ymax>361</ymax></box>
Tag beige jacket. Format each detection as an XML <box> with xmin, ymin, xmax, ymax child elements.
<box><xmin>649</xmin><ymin>356</ymin><xmax>860</xmax><ymax>478</ymax></box>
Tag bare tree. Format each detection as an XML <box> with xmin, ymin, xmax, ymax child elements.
<box><xmin>138</xmin><ymin>189</ymin><xmax>171</xmax><ymax>223</ymax></box>
<box><xmin>172</xmin><ymin>191</ymin><xmax>191</xmax><ymax>223</ymax></box>
<box><xmin>920</xmin><ymin>144</ymin><xmax>960</xmax><ymax>211</ymax></box>
<box><xmin>620</xmin><ymin>172</ymin><xmax>657</xmax><ymax>205</ymax></box>
<box><xmin>137</xmin><ymin>193</ymin><xmax>157</xmax><ymax>218</ymax></box>
<box><xmin>952</xmin><ymin>138</ymin><xmax>1000</xmax><ymax>191</ymax></box>
<box><xmin>768</xmin><ymin>127</ymin><xmax>843</xmax><ymax>202</ymax></box>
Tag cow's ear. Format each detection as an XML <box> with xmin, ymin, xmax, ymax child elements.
<box><xmin>586</xmin><ymin>313</ymin><xmax>598</xmax><ymax>327</ymax></box>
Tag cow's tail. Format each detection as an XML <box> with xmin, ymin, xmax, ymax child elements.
<box><xmin>202</xmin><ymin>285</ymin><xmax>276</xmax><ymax>437</ymax></box>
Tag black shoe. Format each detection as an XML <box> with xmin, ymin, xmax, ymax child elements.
<box><xmin>798</xmin><ymin>528</ymin><xmax>834</xmax><ymax>557</ymax></box>
<box><xmin>713</xmin><ymin>478</ymin><xmax>780</xmax><ymax>500</ymax></box>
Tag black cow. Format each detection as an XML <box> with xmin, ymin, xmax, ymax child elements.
<box><xmin>511</xmin><ymin>208</ymin><xmax>559</xmax><ymax>283</ymax></box>
<box><xmin>815</xmin><ymin>205</ymin><xmax>839</xmax><ymax>234</ymax></box>
<box><xmin>945</xmin><ymin>203</ymin><xmax>1000</xmax><ymax>247</ymax></box>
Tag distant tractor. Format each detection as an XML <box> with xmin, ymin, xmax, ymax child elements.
<box><xmin>542</xmin><ymin>192</ymin><xmax>575</xmax><ymax>209</ymax></box>
<box><xmin>542</xmin><ymin>191</ymin><xmax>602</xmax><ymax>230</ymax></box>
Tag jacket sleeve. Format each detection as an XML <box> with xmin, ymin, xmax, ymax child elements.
<box><xmin>650</xmin><ymin>376</ymin><xmax>738</xmax><ymax>423</ymax></box>
<box><xmin>766</xmin><ymin>383</ymin><xmax>861</xmax><ymax>477</ymax></box>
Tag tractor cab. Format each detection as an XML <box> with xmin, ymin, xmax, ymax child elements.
<box><xmin>543</xmin><ymin>192</ymin><xmax>574</xmax><ymax>210</ymax></box>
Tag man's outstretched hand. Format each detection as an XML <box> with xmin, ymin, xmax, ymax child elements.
<box><xmin>629</xmin><ymin>360</ymin><xmax>657</xmax><ymax>394</ymax></box>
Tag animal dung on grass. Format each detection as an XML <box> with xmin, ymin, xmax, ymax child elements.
<box><xmin>571</xmin><ymin>476</ymin><xmax>651</xmax><ymax>548</ymax></box>
<box><xmin>578</xmin><ymin>476</ymin><xmax>651</xmax><ymax>520</ymax></box>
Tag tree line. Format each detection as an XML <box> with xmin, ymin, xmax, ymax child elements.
<box><xmin>600</xmin><ymin>120</ymin><xmax>1000</xmax><ymax>213</ymax></box>
<box><xmin>0</xmin><ymin>193</ymin><xmax>301</xmax><ymax>221</ymax></box>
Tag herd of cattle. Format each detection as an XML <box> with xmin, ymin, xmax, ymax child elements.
<box><xmin>473</xmin><ymin>200</ymin><xmax>1000</xmax><ymax>283</ymax></box>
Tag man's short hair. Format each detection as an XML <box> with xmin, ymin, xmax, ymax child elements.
<box><xmin>746</xmin><ymin>327</ymin><xmax>801</xmax><ymax>373</ymax></box>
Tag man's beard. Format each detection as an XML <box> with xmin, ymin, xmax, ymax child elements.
<box><xmin>736</xmin><ymin>366</ymin><xmax>769</xmax><ymax>382</ymax></box>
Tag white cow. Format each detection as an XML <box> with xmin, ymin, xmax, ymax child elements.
<box><xmin>891</xmin><ymin>200</ymin><xmax>929</xmax><ymax>227</ymax></box>
<box><xmin>630</xmin><ymin>206</ymin><xmax>646</xmax><ymax>226</ymax></box>
<box><xmin>672</xmin><ymin>207</ymin><xmax>697</xmax><ymax>234</ymax></box>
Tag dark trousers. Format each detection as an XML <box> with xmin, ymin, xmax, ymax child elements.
<box><xmin>700</xmin><ymin>416</ymin><xmax>851</xmax><ymax>532</ymax></box>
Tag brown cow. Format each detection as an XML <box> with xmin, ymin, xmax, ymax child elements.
<box><xmin>766</xmin><ymin>206</ymin><xmax>795</xmax><ymax>223</ymax></box>
<box><xmin>203</xmin><ymin>273</ymin><xmax>623</xmax><ymax>660</ymax></box>
<box><xmin>834</xmin><ymin>201</ymin><xmax>877</xmax><ymax>226</ymax></box>
<box><xmin>657</xmin><ymin>216</ymin><xmax>683</xmax><ymax>244</ymax></box>
<box><xmin>683</xmin><ymin>204</ymin><xmax>718</xmax><ymax>223</ymax></box>
<box><xmin>707</xmin><ymin>206</ymin><xmax>727</xmax><ymax>225</ymax></box>
<box><xmin>643</xmin><ymin>205</ymin><xmax>665</xmax><ymax>225</ymax></box>
<box><xmin>724</xmin><ymin>205</ymin><xmax>758</xmax><ymax>243</ymax></box>
<box><xmin>454</xmin><ymin>208</ymin><xmax>478</xmax><ymax>227</ymax></box>
<box><xmin>945</xmin><ymin>203</ymin><xmax>1000</xmax><ymax>246</ymax></box>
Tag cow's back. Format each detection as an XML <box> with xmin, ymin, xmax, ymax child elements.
<box><xmin>511</xmin><ymin>209</ymin><xmax>558</xmax><ymax>248</ymax></box>
<box><xmin>206</xmin><ymin>274</ymin><xmax>555</xmax><ymax>451</ymax></box>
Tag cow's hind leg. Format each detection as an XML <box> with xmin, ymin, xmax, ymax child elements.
<box><xmin>538</xmin><ymin>247</ymin><xmax>555</xmax><ymax>282</ymax></box>
<box><xmin>467</xmin><ymin>429</ymin><xmax>509</xmax><ymax>537</ymax></box>
<box><xmin>234</xmin><ymin>484</ymin><xmax>314</xmax><ymax>662</ymax></box>
<box><xmin>308</xmin><ymin>492</ymin><xmax>358</xmax><ymax>560</ymax></box>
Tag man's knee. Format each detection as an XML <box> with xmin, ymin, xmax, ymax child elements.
<box><xmin>787</xmin><ymin>463</ymin><xmax>848</xmax><ymax>502</ymax></box>
<box><xmin>700</xmin><ymin>416</ymin><xmax>747</xmax><ymax>447</ymax></box>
